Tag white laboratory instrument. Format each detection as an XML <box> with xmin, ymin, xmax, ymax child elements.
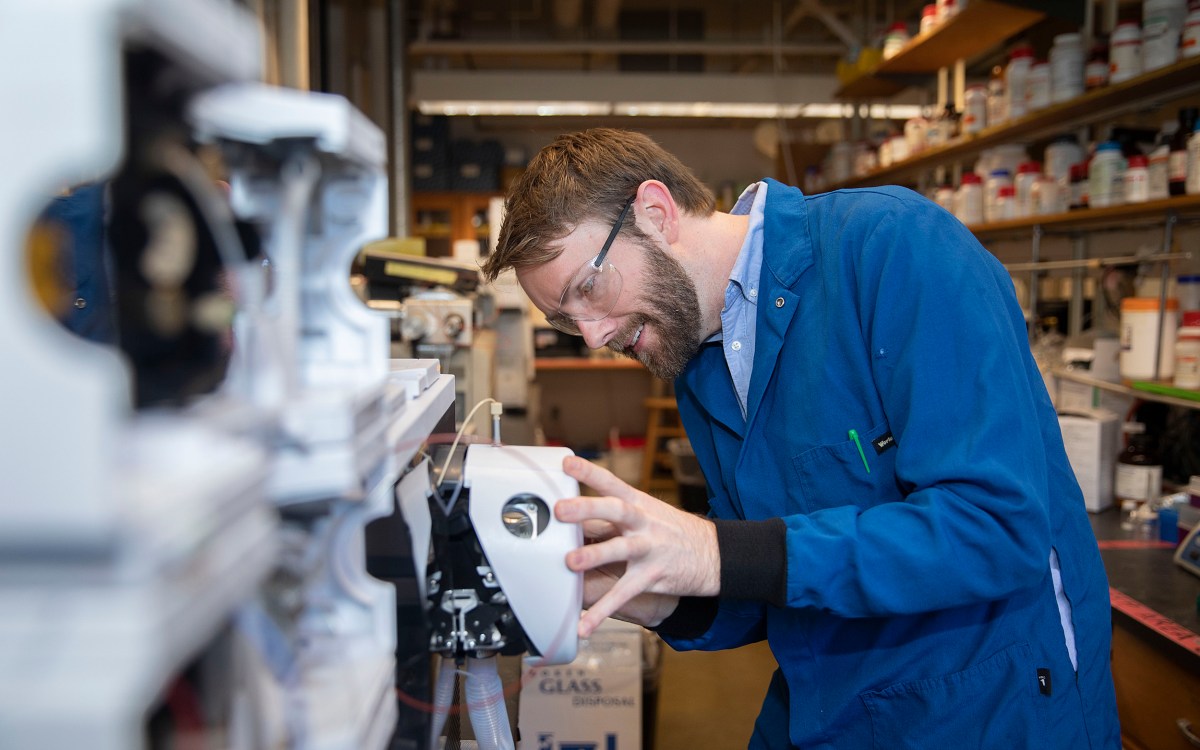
<box><xmin>0</xmin><ymin>2</ymin><xmax>275</xmax><ymax>749</ymax></box>
<box><xmin>1</xmin><ymin>3</ymin><xmax>582</xmax><ymax>749</ymax></box>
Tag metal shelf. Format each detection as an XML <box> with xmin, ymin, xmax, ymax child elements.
<box><xmin>1055</xmin><ymin>369</ymin><xmax>1200</xmax><ymax>412</ymax></box>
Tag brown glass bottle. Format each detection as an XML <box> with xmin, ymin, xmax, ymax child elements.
<box><xmin>1170</xmin><ymin>107</ymin><xmax>1199</xmax><ymax>196</ymax></box>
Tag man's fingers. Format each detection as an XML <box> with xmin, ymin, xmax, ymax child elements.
<box><xmin>581</xmin><ymin>519</ymin><xmax>619</xmax><ymax>542</ymax></box>
<box><xmin>566</xmin><ymin>535</ymin><xmax>642</xmax><ymax>572</ymax></box>
<box><xmin>562</xmin><ymin>455</ymin><xmax>636</xmax><ymax>499</ymax></box>
<box><xmin>579</xmin><ymin>571</ymin><xmax>654</xmax><ymax>637</ymax></box>
<box><xmin>555</xmin><ymin>494</ymin><xmax>639</xmax><ymax>527</ymax></box>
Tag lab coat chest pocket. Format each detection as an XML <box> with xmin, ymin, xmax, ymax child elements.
<box><xmin>791</xmin><ymin>420</ymin><xmax>902</xmax><ymax>514</ymax></box>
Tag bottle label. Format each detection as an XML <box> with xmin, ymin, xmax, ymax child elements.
<box><xmin>1115</xmin><ymin>463</ymin><xmax>1162</xmax><ymax>503</ymax></box>
<box><xmin>1170</xmin><ymin>150</ymin><xmax>1189</xmax><ymax>181</ymax></box>
<box><xmin>1177</xmin><ymin>354</ymin><xmax>1200</xmax><ymax>388</ymax></box>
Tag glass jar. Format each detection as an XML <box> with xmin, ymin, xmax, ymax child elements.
<box><xmin>1188</xmin><ymin>119</ymin><xmax>1200</xmax><ymax>195</ymax></box>
<box><xmin>1171</xmin><ymin>107</ymin><xmax>1199</xmax><ymax>195</ymax></box>
<box><xmin>1116</xmin><ymin>423</ymin><xmax>1162</xmax><ymax>532</ymax></box>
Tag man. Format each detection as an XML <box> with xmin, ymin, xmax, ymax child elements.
<box><xmin>481</xmin><ymin>128</ymin><xmax>1119</xmax><ymax>749</ymax></box>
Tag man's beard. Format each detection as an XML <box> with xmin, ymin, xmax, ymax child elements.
<box><xmin>607</xmin><ymin>240</ymin><xmax>703</xmax><ymax>381</ymax></box>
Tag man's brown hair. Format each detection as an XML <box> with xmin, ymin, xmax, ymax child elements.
<box><xmin>481</xmin><ymin>128</ymin><xmax>715</xmax><ymax>282</ymax></box>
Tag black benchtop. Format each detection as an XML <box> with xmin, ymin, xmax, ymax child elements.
<box><xmin>1089</xmin><ymin>507</ymin><xmax>1200</xmax><ymax>664</ymax></box>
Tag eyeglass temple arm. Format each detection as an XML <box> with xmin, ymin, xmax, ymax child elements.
<box><xmin>592</xmin><ymin>195</ymin><xmax>636</xmax><ymax>269</ymax></box>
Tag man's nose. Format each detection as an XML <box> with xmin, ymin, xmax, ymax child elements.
<box><xmin>576</xmin><ymin>317</ymin><xmax>618</xmax><ymax>350</ymax></box>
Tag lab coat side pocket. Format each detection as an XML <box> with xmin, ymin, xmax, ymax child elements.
<box><xmin>858</xmin><ymin>642</ymin><xmax>1049</xmax><ymax>750</ymax></box>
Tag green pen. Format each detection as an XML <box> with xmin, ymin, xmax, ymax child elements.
<box><xmin>848</xmin><ymin>429</ymin><xmax>871</xmax><ymax>473</ymax></box>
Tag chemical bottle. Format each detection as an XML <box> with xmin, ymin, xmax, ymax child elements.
<box><xmin>1148</xmin><ymin>119</ymin><xmax>1179</xmax><ymax>199</ymax></box>
<box><xmin>1170</xmin><ymin>107</ymin><xmax>1199</xmax><ymax>195</ymax></box>
<box><xmin>1124</xmin><ymin>154</ymin><xmax>1150</xmax><ymax>203</ymax></box>
<box><xmin>1116</xmin><ymin>422</ymin><xmax>1163</xmax><ymax>531</ymax></box>
<box><xmin>1188</xmin><ymin>118</ymin><xmax>1200</xmax><ymax>194</ymax></box>
<box><xmin>1110</xmin><ymin>21</ymin><xmax>1144</xmax><ymax>83</ymax></box>
<box><xmin>1084</xmin><ymin>41</ymin><xmax>1110</xmax><ymax>90</ymax></box>
<box><xmin>882</xmin><ymin>21</ymin><xmax>910</xmax><ymax>59</ymax></box>
<box><xmin>1143</xmin><ymin>0</ymin><xmax>1188</xmax><ymax>72</ymax></box>
<box><xmin>1005</xmin><ymin>44</ymin><xmax>1035</xmax><ymax>120</ymax></box>
<box><xmin>1174</xmin><ymin>325</ymin><xmax>1200</xmax><ymax>388</ymax></box>
<box><xmin>1089</xmin><ymin>141</ymin><xmax>1126</xmax><ymax>208</ymax></box>
<box><xmin>987</xmin><ymin>65</ymin><xmax>1007</xmax><ymax>127</ymax></box>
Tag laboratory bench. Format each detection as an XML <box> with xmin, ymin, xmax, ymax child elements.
<box><xmin>1089</xmin><ymin>508</ymin><xmax>1200</xmax><ymax>750</ymax></box>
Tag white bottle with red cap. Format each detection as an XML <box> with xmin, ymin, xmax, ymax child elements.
<box><xmin>1184</xmin><ymin>4</ymin><xmax>1200</xmax><ymax>57</ymax></box>
<box><xmin>1125</xmin><ymin>154</ymin><xmax>1150</xmax><ymax>202</ymax></box>
<box><xmin>1110</xmin><ymin>21</ymin><xmax>1143</xmax><ymax>83</ymax></box>
<box><xmin>883</xmin><ymin>21</ymin><xmax>910</xmax><ymax>59</ymax></box>
<box><xmin>1005</xmin><ymin>45</ymin><xmax>1036</xmax><ymax>120</ymax></box>
<box><xmin>1015</xmin><ymin>161</ymin><xmax>1042</xmax><ymax>217</ymax></box>
<box><xmin>955</xmin><ymin>172</ymin><xmax>985</xmax><ymax>225</ymax></box>
<box><xmin>920</xmin><ymin>4</ymin><xmax>939</xmax><ymax>34</ymax></box>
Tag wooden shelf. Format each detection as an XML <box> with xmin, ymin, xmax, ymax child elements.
<box><xmin>834</xmin><ymin>0</ymin><xmax>1045</xmax><ymax>100</ymax></box>
<box><xmin>534</xmin><ymin>357</ymin><xmax>645</xmax><ymax>372</ymax></box>
<box><xmin>879</xmin><ymin>0</ymin><xmax>1044</xmax><ymax>75</ymax></box>
<box><xmin>836</xmin><ymin>75</ymin><xmax>908</xmax><ymax>101</ymax></box>
<box><xmin>970</xmin><ymin>194</ymin><xmax>1200</xmax><ymax>237</ymax></box>
<box><xmin>828</xmin><ymin>54</ymin><xmax>1200</xmax><ymax>190</ymax></box>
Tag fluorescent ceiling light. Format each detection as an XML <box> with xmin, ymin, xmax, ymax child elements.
<box><xmin>417</xmin><ymin>100</ymin><xmax>612</xmax><ymax>116</ymax></box>
<box><xmin>417</xmin><ymin>99</ymin><xmax>922</xmax><ymax>121</ymax></box>
<box><xmin>613</xmin><ymin>102</ymin><xmax>805</xmax><ymax>118</ymax></box>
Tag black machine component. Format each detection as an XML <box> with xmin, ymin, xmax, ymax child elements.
<box><xmin>425</xmin><ymin>444</ymin><xmax>532</xmax><ymax>661</ymax></box>
<box><xmin>107</xmin><ymin>47</ymin><xmax>259</xmax><ymax>408</ymax></box>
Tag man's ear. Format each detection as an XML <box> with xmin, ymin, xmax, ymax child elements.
<box><xmin>635</xmin><ymin>180</ymin><xmax>680</xmax><ymax>243</ymax></box>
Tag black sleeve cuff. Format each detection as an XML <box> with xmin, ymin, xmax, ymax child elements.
<box><xmin>713</xmin><ymin>517</ymin><xmax>787</xmax><ymax>607</ymax></box>
<box><xmin>651</xmin><ymin>596</ymin><xmax>719</xmax><ymax>639</ymax></box>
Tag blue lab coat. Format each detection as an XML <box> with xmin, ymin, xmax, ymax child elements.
<box><xmin>663</xmin><ymin>180</ymin><xmax>1120</xmax><ymax>749</ymax></box>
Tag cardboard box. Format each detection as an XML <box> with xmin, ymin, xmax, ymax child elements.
<box><xmin>518</xmin><ymin>620</ymin><xmax>642</xmax><ymax>750</ymax></box>
<box><xmin>1058</xmin><ymin>410</ymin><xmax>1120</xmax><ymax>512</ymax></box>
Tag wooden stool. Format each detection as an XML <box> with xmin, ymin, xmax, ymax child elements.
<box><xmin>639</xmin><ymin>379</ymin><xmax>685</xmax><ymax>494</ymax></box>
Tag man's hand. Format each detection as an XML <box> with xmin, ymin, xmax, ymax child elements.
<box><xmin>556</xmin><ymin>455</ymin><xmax>719</xmax><ymax>637</ymax></box>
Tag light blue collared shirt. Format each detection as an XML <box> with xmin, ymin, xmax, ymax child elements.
<box><xmin>715</xmin><ymin>181</ymin><xmax>767</xmax><ymax>419</ymax></box>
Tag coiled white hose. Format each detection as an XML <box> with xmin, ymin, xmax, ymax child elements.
<box><xmin>464</xmin><ymin>657</ymin><xmax>514</xmax><ymax>750</ymax></box>
<box><xmin>430</xmin><ymin>657</ymin><xmax>458</xmax><ymax>748</ymax></box>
